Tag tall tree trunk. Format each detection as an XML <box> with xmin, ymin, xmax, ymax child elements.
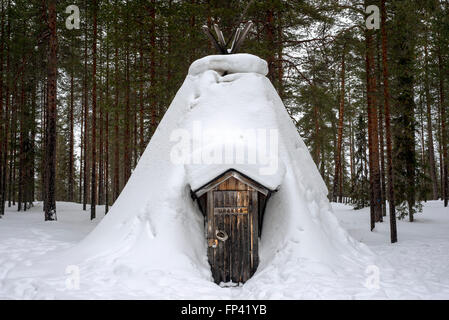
<box><xmin>149</xmin><ymin>0</ymin><xmax>156</xmax><ymax>134</ymax></box>
<box><xmin>139</xmin><ymin>37</ymin><xmax>144</xmax><ymax>156</ymax></box>
<box><xmin>314</xmin><ymin>104</ymin><xmax>320</xmax><ymax>166</ymax></box>
<box><xmin>82</xmin><ymin>0</ymin><xmax>88</xmax><ymax>210</ymax></box>
<box><xmin>45</xmin><ymin>0</ymin><xmax>58</xmax><ymax>221</ymax></box>
<box><xmin>133</xmin><ymin>54</ymin><xmax>138</xmax><ymax>168</ymax></box>
<box><xmin>30</xmin><ymin>80</ymin><xmax>36</xmax><ymax>207</ymax></box>
<box><xmin>265</xmin><ymin>5</ymin><xmax>275</xmax><ymax>83</ymax></box>
<box><xmin>381</xmin><ymin>0</ymin><xmax>397</xmax><ymax>243</ymax></box>
<box><xmin>439</xmin><ymin>102</ymin><xmax>444</xmax><ymax>197</ymax></box>
<box><xmin>40</xmin><ymin>83</ymin><xmax>46</xmax><ymax>206</ymax></box>
<box><xmin>333</xmin><ymin>44</ymin><xmax>346</xmax><ymax>203</ymax></box>
<box><xmin>18</xmin><ymin>53</ymin><xmax>25</xmax><ymax>212</ymax></box>
<box><xmin>313</xmin><ymin>73</ymin><xmax>321</xmax><ymax>168</ymax></box>
<box><xmin>123</xmin><ymin>45</ymin><xmax>131</xmax><ymax>185</ymax></box>
<box><xmin>113</xmin><ymin>45</ymin><xmax>120</xmax><ymax>201</ymax></box>
<box><xmin>438</xmin><ymin>48</ymin><xmax>448</xmax><ymax>207</ymax></box>
<box><xmin>2</xmin><ymin>0</ymin><xmax>9</xmax><ymax>211</ymax></box>
<box><xmin>9</xmin><ymin>87</ymin><xmax>16</xmax><ymax>207</ymax></box>
<box><xmin>79</xmin><ymin>85</ymin><xmax>84</xmax><ymax>203</ymax></box>
<box><xmin>1</xmin><ymin>36</ymin><xmax>8</xmax><ymax>213</ymax></box>
<box><xmin>365</xmin><ymin>22</ymin><xmax>383</xmax><ymax>228</ymax></box>
<box><xmin>276</xmin><ymin>10</ymin><xmax>284</xmax><ymax>100</ymax></box>
<box><xmin>0</xmin><ymin>0</ymin><xmax>4</xmax><ymax>215</ymax></box>
<box><xmin>98</xmin><ymin>26</ymin><xmax>106</xmax><ymax>208</ymax></box>
<box><xmin>424</xmin><ymin>41</ymin><xmax>438</xmax><ymax>200</ymax></box>
<box><xmin>68</xmin><ymin>64</ymin><xmax>74</xmax><ymax>202</ymax></box>
<box><xmin>91</xmin><ymin>0</ymin><xmax>98</xmax><ymax>220</ymax></box>
<box><xmin>377</xmin><ymin>37</ymin><xmax>387</xmax><ymax>217</ymax></box>
<box><xmin>339</xmin><ymin>140</ymin><xmax>344</xmax><ymax>202</ymax></box>
<box><xmin>419</xmin><ymin>101</ymin><xmax>427</xmax><ymax>199</ymax></box>
<box><xmin>189</xmin><ymin>0</ymin><xmax>196</xmax><ymax>63</ymax></box>
<box><xmin>105</xmin><ymin>33</ymin><xmax>110</xmax><ymax>213</ymax></box>
<box><xmin>98</xmin><ymin>50</ymin><xmax>104</xmax><ymax>207</ymax></box>
<box><xmin>349</xmin><ymin>115</ymin><xmax>355</xmax><ymax>194</ymax></box>
<box><xmin>392</xmin><ymin>0</ymin><xmax>416</xmax><ymax>222</ymax></box>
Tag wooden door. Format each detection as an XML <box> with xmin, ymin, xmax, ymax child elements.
<box><xmin>207</xmin><ymin>187</ymin><xmax>259</xmax><ymax>284</ymax></box>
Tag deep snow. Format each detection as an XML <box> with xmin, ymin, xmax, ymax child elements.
<box><xmin>0</xmin><ymin>201</ymin><xmax>448</xmax><ymax>299</ymax></box>
<box><xmin>1</xmin><ymin>54</ymin><xmax>448</xmax><ymax>299</ymax></box>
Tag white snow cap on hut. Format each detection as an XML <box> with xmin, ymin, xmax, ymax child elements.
<box><xmin>18</xmin><ymin>54</ymin><xmax>375</xmax><ymax>297</ymax></box>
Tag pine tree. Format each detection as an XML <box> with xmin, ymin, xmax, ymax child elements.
<box><xmin>90</xmin><ymin>0</ymin><xmax>98</xmax><ymax>220</ymax></box>
<box><xmin>381</xmin><ymin>0</ymin><xmax>397</xmax><ymax>243</ymax></box>
<box><xmin>365</xmin><ymin>0</ymin><xmax>383</xmax><ymax>228</ymax></box>
<box><xmin>391</xmin><ymin>0</ymin><xmax>418</xmax><ymax>221</ymax></box>
<box><xmin>44</xmin><ymin>0</ymin><xmax>57</xmax><ymax>221</ymax></box>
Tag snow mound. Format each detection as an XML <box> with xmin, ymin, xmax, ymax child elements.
<box><xmin>8</xmin><ymin>54</ymin><xmax>375</xmax><ymax>297</ymax></box>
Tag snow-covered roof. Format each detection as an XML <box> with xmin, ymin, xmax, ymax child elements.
<box><xmin>192</xmin><ymin>169</ymin><xmax>272</xmax><ymax>198</ymax></box>
<box><xmin>188</xmin><ymin>54</ymin><xmax>268</xmax><ymax>76</ymax></box>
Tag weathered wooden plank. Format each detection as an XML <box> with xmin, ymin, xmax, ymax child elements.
<box><xmin>224</xmin><ymin>213</ymin><xmax>230</xmax><ymax>282</ymax></box>
<box><xmin>207</xmin><ymin>191</ymin><xmax>217</xmax><ymax>282</ymax></box>
<box><xmin>213</xmin><ymin>191</ymin><xmax>251</xmax><ymax>209</ymax></box>
<box><xmin>258</xmin><ymin>193</ymin><xmax>266</xmax><ymax>237</ymax></box>
<box><xmin>251</xmin><ymin>190</ymin><xmax>259</xmax><ymax>275</ymax></box>
<box><xmin>228</xmin><ymin>176</ymin><xmax>236</xmax><ymax>190</ymax></box>
<box><xmin>238</xmin><ymin>214</ymin><xmax>243</xmax><ymax>283</ymax></box>
<box><xmin>217</xmin><ymin>213</ymin><xmax>225</xmax><ymax>283</ymax></box>
<box><xmin>222</xmin><ymin>213</ymin><xmax>226</xmax><ymax>283</ymax></box>
<box><xmin>224</xmin><ymin>191</ymin><xmax>230</xmax><ymax>207</ymax></box>
<box><xmin>215</xmin><ymin>191</ymin><xmax>223</xmax><ymax>207</ymax></box>
<box><xmin>246</xmin><ymin>190</ymin><xmax>253</xmax><ymax>281</ymax></box>
<box><xmin>232</xmin><ymin>214</ymin><xmax>238</xmax><ymax>283</ymax></box>
<box><xmin>229</xmin><ymin>214</ymin><xmax>233</xmax><ymax>283</ymax></box>
<box><xmin>241</xmin><ymin>212</ymin><xmax>248</xmax><ymax>282</ymax></box>
<box><xmin>247</xmin><ymin>209</ymin><xmax>252</xmax><ymax>281</ymax></box>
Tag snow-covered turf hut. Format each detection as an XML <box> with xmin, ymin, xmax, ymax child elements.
<box><xmin>36</xmin><ymin>25</ymin><xmax>371</xmax><ymax>292</ymax></box>
<box><xmin>2</xmin><ymin>24</ymin><xmax>378</xmax><ymax>298</ymax></box>
<box><xmin>69</xmin><ymin>51</ymin><xmax>367</xmax><ymax>286</ymax></box>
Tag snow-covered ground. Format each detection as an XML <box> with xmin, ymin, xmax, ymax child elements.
<box><xmin>0</xmin><ymin>201</ymin><xmax>447</xmax><ymax>299</ymax></box>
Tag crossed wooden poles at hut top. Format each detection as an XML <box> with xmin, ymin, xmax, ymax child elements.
<box><xmin>202</xmin><ymin>21</ymin><xmax>253</xmax><ymax>55</ymax></box>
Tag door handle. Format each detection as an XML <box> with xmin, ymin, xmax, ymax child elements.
<box><xmin>215</xmin><ymin>230</ymin><xmax>228</xmax><ymax>242</ymax></box>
